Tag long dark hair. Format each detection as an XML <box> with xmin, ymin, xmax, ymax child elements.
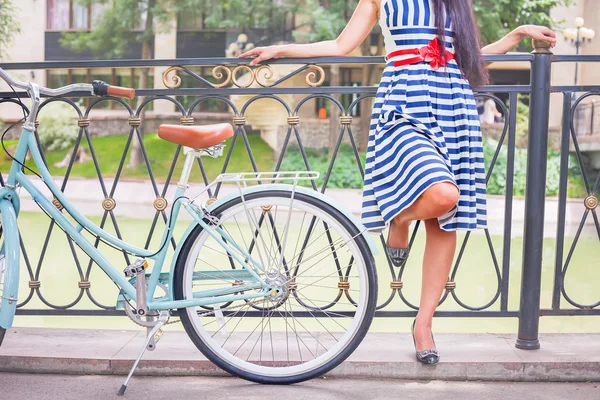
<box><xmin>433</xmin><ymin>0</ymin><xmax>488</xmax><ymax>87</ymax></box>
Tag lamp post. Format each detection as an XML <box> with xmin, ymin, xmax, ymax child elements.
<box><xmin>562</xmin><ymin>17</ymin><xmax>596</xmax><ymax>100</ymax></box>
<box><xmin>226</xmin><ymin>33</ymin><xmax>255</xmax><ymax>58</ymax></box>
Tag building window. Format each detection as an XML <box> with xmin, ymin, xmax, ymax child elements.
<box><xmin>47</xmin><ymin>0</ymin><xmax>70</xmax><ymax>30</ymax></box>
<box><xmin>47</xmin><ymin>0</ymin><xmax>108</xmax><ymax>31</ymax></box>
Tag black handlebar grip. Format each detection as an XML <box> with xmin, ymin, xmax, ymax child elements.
<box><xmin>92</xmin><ymin>80</ymin><xmax>110</xmax><ymax>96</ymax></box>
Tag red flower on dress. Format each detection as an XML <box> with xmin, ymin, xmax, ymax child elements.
<box><xmin>418</xmin><ymin>37</ymin><xmax>452</xmax><ymax>69</ymax></box>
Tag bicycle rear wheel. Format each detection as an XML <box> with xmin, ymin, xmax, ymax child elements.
<box><xmin>174</xmin><ymin>190</ymin><xmax>377</xmax><ymax>384</ymax></box>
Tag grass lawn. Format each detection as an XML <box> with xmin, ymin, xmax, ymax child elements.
<box><xmin>1</xmin><ymin>133</ymin><xmax>276</xmax><ymax>182</ymax></box>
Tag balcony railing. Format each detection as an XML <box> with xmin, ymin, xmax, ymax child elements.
<box><xmin>1</xmin><ymin>45</ymin><xmax>599</xmax><ymax>348</ymax></box>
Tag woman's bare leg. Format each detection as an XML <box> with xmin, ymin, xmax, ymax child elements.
<box><xmin>413</xmin><ymin>218</ymin><xmax>457</xmax><ymax>351</ymax></box>
<box><xmin>385</xmin><ymin>182</ymin><xmax>459</xmax><ymax>351</ymax></box>
<box><xmin>388</xmin><ymin>182</ymin><xmax>459</xmax><ymax>248</ymax></box>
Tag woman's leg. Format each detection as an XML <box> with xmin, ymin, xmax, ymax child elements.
<box><xmin>388</xmin><ymin>182</ymin><xmax>459</xmax><ymax>248</ymax></box>
<box><xmin>413</xmin><ymin>218</ymin><xmax>457</xmax><ymax>351</ymax></box>
<box><xmin>386</xmin><ymin>182</ymin><xmax>459</xmax><ymax>351</ymax></box>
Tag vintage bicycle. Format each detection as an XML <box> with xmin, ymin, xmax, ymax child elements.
<box><xmin>0</xmin><ymin>68</ymin><xmax>378</xmax><ymax>395</ymax></box>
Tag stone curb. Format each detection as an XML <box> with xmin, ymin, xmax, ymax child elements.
<box><xmin>2</xmin><ymin>356</ymin><xmax>599</xmax><ymax>382</ymax></box>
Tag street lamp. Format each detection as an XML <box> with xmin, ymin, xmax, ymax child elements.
<box><xmin>562</xmin><ymin>17</ymin><xmax>595</xmax><ymax>92</ymax></box>
<box><xmin>226</xmin><ymin>33</ymin><xmax>255</xmax><ymax>58</ymax></box>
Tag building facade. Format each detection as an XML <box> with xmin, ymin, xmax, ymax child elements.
<box><xmin>1</xmin><ymin>0</ymin><xmax>599</xmax><ymax>136</ymax></box>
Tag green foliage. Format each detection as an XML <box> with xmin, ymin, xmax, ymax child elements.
<box><xmin>37</xmin><ymin>102</ymin><xmax>80</xmax><ymax>152</ymax></box>
<box><xmin>294</xmin><ymin>0</ymin><xmax>357</xmax><ymax>42</ymax></box>
<box><xmin>483</xmin><ymin>137</ymin><xmax>561</xmax><ymax>197</ymax></box>
<box><xmin>61</xmin><ymin>0</ymin><xmax>159</xmax><ymax>59</ymax></box>
<box><xmin>278</xmin><ymin>144</ymin><xmax>365</xmax><ymax>189</ymax></box>
<box><xmin>473</xmin><ymin>0</ymin><xmax>573</xmax><ymax>46</ymax></box>
<box><xmin>62</xmin><ymin>0</ymin><xmax>296</xmax><ymax>58</ymax></box>
<box><xmin>0</xmin><ymin>0</ymin><xmax>21</xmax><ymax>59</ymax></box>
<box><xmin>297</xmin><ymin>0</ymin><xmax>572</xmax><ymax>46</ymax></box>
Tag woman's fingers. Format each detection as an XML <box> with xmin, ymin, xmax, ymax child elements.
<box><xmin>239</xmin><ymin>48</ymin><xmax>260</xmax><ymax>58</ymax></box>
<box><xmin>249</xmin><ymin>55</ymin><xmax>267</xmax><ymax>66</ymax></box>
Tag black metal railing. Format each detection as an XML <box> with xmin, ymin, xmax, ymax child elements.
<box><xmin>0</xmin><ymin>43</ymin><xmax>599</xmax><ymax>349</ymax></box>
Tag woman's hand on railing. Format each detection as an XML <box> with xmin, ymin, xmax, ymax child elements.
<box><xmin>517</xmin><ymin>25</ymin><xmax>558</xmax><ymax>47</ymax></box>
<box><xmin>238</xmin><ymin>45</ymin><xmax>284</xmax><ymax>66</ymax></box>
<box><xmin>482</xmin><ymin>25</ymin><xmax>557</xmax><ymax>55</ymax></box>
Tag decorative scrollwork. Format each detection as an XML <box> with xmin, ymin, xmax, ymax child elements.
<box><xmin>338</xmin><ymin>281</ymin><xmax>350</xmax><ymax>290</ymax></box>
<box><xmin>255</xmin><ymin>65</ymin><xmax>274</xmax><ymax>87</ymax></box>
<box><xmin>162</xmin><ymin>66</ymin><xmax>183</xmax><ymax>89</ymax></box>
<box><xmin>232</xmin><ymin>65</ymin><xmax>255</xmax><ymax>88</ymax></box>
<box><xmin>212</xmin><ymin>65</ymin><xmax>232</xmax><ymax>88</ymax></box>
<box><xmin>306</xmin><ymin>65</ymin><xmax>326</xmax><ymax>87</ymax></box>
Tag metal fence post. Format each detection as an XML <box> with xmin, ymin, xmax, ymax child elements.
<box><xmin>516</xmin><ymin>40</ymin><xmax>553</xmax><ymax>350</ymax></box>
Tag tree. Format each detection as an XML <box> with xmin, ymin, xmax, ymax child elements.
<box><xmin>62</xmin><ymin>0</ymin><xmax>295</xmax><ymax>167</ymax></box>
<box><xmin>296</xmin><ymin>0</ymin><xmax>573</xmax><ymax>151</ymax></box>
<box><xmin>473</xmin><ymin>0</ymin><xmax>574</xmax><ymax>45</ymax></box>
<box><xmin>0</xmin><ymin>0</ymin><xmax>21</xmax><ymax>60</ymax></box>
<box><xmin>62</xmin><ymin>0</ymin><xmax>572</xmax><ymax>159</ymax></box>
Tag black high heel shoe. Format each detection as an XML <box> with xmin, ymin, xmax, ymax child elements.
<box><xmin>385</xmin><ymin>220</ymin><xmax>410</xmax><ymax>267</ymax></box>
<box><xmin>411</xmin><ymin>319</ymin><xmax>439</xmax><ymax>365</ymax></box>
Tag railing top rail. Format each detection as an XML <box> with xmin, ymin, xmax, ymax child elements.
<box><xmin>552</xmin><ymin>54</ymin><xmax>600</xmax><ymax>62</ymax></box>
<box><xmin>0</xmin><ymin>84</ymin><xmax>532</xmax><ymax>100</ymax></box>
<box><xmin>0</xmin><ymin>54</ymin><xmax>541</xmax><ymax>70</ymax></box>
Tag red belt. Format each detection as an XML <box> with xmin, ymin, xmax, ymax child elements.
<box><xmin>387</xmin><ymin>37</ymin><xmax>454</xmax><ymax>70</ymax></box>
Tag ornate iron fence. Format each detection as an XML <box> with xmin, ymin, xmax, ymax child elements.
<box><xmin>0</xmin><ymin>44</ymin><xmax>599</xmax><ymax>349</ymax></box>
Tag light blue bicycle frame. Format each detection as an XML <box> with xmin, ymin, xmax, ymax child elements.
<box><xmin>0</xmin><ymin>125</ymin><xmax>273</xmax><ymax>328</ymax></box>
<box><xmin>0</xmin><ymin>79</ymin><xmax>378</xmax><ymax>330</ymax></box>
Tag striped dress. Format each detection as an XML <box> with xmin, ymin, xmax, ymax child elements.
<box><xmin>361</xmin><ymin>0</ymin><xmax>487</xmax><ymax>232</ymax></box>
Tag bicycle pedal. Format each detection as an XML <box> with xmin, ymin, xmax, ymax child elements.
<box><xmin>146</xmin><ymin>329</ymin><xmax>163</xmax><ymax>351</ymax></box>
<box><xmin>124</xmin><ymin>258</ymin><xmax>148</xmax><ymax>278</ymax></box>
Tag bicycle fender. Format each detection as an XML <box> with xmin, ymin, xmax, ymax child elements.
<box><xmin>0</xmin><ymin>200</ymin><xmax>20</xmax><ymax>330</ymax></box>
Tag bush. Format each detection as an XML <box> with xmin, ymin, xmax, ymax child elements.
<box><xmin>279</xmin><ymin>139</ymin><xmax>582</xmax><ymax>199</ymax></box>
<box><xmin>483</xmin><ymin>137</ymin><xmax>561</xmax><ymax>197</ymax></box>
<box><xmin>37</xmin><ymin>101</ymin><xmax>80</xmax><ymax>152</ymax></box>
<box><xmin>277</xmin><ymin>144</ymin><xmax>365</xmax><ymax>189</ymax></box>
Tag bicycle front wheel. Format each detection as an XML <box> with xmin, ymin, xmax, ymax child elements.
<box><xmin>173</xmin><ymin>190</ymin><xmax>377</xmax><ymax>384</ymax></box>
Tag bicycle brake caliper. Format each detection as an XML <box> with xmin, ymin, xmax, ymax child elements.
<box><xmin>201</xmin><ymin>203</ymin><xmax>220</xmax><ymax>226</ymax></box>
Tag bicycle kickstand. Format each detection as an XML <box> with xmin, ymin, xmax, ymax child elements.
<box><xmin>117</xmin><ymin>311</ymin><xmax>169</xmax><ymax>396</ymax></box>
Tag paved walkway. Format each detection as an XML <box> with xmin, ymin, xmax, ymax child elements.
<box><xmin>1</xmin><ymin>328</ymin><xmax>599</xmax><ymax>382</ymax></box>
<box><xmin>1</xmin><ymin>373</ymin><xmax>598</xmax><ymax>400</ymax></box>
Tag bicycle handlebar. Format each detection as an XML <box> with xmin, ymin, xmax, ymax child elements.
<box><xmin>0</xmin><ymin>67</ymin><xmax>135</xmax><ymax>99</ymax></box>
<box><xmin>92</xmin><ymin>80</ymin><xmax>136</xmax><ymax>100</ymax></box>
